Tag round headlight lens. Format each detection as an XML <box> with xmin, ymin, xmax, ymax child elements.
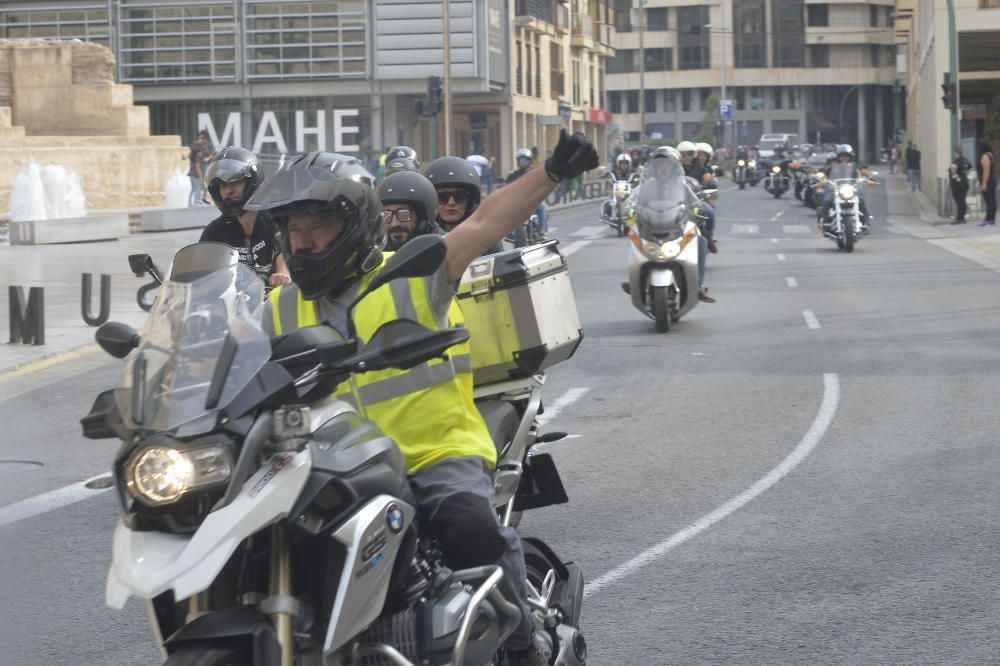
<box><xmin>772</xmin><ymin>166</ymin><xmax>781</xmax><ymax>174</ymax></box>
<box><xmin>127</xmin><ymin>444</ymin><xmax>233</xmax><ymax>506</ymax></box>
<box><xmin>660</xmin><ymin>240</ymin><xmax>682</xmax><ymax>258</ymax></box>
<box><xmin>748</xmin><ymin>160</ymin><xmax>756</xmax><ymax>167</ymax></box>
<box><xmin>737</xmin><ymin>160</ymin><xmax>745</xmax><ymax>167</ymax></box>
<box><xmin>816</xmin><ymin>173</ymin><xmax>826</xmax><ymax>180</ymax></box>
<box><xmin>838</xmin><ymin>184</ymin><xmax>856</xmax><ymax>200</ymax></box>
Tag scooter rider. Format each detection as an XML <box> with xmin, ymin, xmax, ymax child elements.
<box><xmin>603</xmin><ymin>153</ymin><xmax>639</xmax><ymax>221</ymax></box>
<box><xmin>678</xmin><ymin>141</ymin><xmax>719</xmax><ymax>257</ymax></box>
<box><xmin>200</xmin><ymin>146</ymin><xmax>290</xmax><ymax>288</ymax></box>
<box><xmin>244</xmin><ymin>130</ymin><xmax>600</xmax><ymax>666</ymax></box>
<box><xmin>817</xmin><ymin>144</ymin><xmax>871</xmax><ymax>229</ymax></box>
<box><xmin>424</xmin><ymin>155</ymin><xmax>504</xmax><ymax>254</ymax></box>
<box><xmin>377</xmin><ymin>170</ymin><xmax>441</xmax><ymax>251</ymax></box>
<box><xmin>505</xmin><ymin>148</ymin><xmax>549</xmax><ymax>234</ymax></box>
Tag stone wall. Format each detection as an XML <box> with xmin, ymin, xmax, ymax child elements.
<box><xmin>0</xmin><ymin>39</ymin><xmax>187</xmax><ymax>215</ymax></box>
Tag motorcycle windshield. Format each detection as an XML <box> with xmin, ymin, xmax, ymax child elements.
<box><xmin>114</xmin><ymin>253</ymin><xmax>270</xmax><ymax>437</ymax></box>
<box><xmin>634</xmin><ymin>163</ymin><xmax>689</xmax><ymax>240</ymax></box>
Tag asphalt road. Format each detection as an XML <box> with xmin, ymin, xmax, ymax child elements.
<box><xmin>4</xmin><ymin>181</ymin><xmax>1000</xmax><ymax>665</ymax></box>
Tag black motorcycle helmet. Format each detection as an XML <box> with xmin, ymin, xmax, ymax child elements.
<box><xmin>385</xmin><ymin>157</ymin><xmax>419</xmax><ymax>177</ymax></box>
<box><xmin>386</xmin><ymin>145</ymin><xmax>419</xmax><ymax>169</ymax></box>
<box><xmin>206</xmin><ymin>147</ymin><xmax>264</xmax><ymax>219</ymax></box>
<box><xmin>424</xmin><ymin>156</ymin><xmax>482</xmax><ymax>225</ymax></box>
<box><xmin>244</xmin><ymin>151</ymin><xmax>384</xmax><ymax>300</ymax></box>
<box><xmin>377</xmin><ymin>171</ymin><xmax>439</xmax><ymax>237</ymax></box>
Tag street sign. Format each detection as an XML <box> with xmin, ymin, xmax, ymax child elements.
<box><xmin>719</xmin><ymin>99</ymin><xmax>733</xmax><ymax>120</ymax></box>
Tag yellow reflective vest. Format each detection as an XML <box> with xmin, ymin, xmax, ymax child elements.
<box><xmin>266</xmin><ymin>259</ymin><xmax>496</xmax><ymax>473</ymax></box>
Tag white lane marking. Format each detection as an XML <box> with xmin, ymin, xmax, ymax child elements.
<box><xmin>584</xmin><ymin>373</ymin><xmax>840</xmax><ymax>597</ymax></box>
<box><xmin>770</xmin><ymin>209</ymin><xmax>786</xmax><ymax>221</ymax></box>
<box><xmin>770</xmin><ymin>238</ymin><xmax>779</xmax><ymax>244</ymax></box>
<box><xmin>571</xmin><ymin>225</ymin><xmax>606</xmax><ymax>238</ymax></box>
<box><xmin>803</xmin><ymin>309</ymin><xmax>821</xmax><ymax>329</ymax></box>
<box><xmin>561</xmin><ymin>240</ymin><xmax>592</xmax><ymax>257</ymax></box>
<box><xmin>0</xmin><ymin>474</ymin><xmax>113</xmax><ymax>528</ymax></box>
<box><xmin>730</xmin><ymin>224</ymin><xmax>759</xmax><ymax>234</ymax></box>
<box><xmin>786</xmin><ymin>277</ymin><xmax>798</xmax><ymax>287</ymax></box>
<box><xmin>537</xmin><ymin>387</ymin><xmax>590</xmax><ymax>426</ymax></box>
<box><xmin>776</xmin><ymin>253</ymin><xmax>786</xmax><ymax>261</ymax></box>
<box><xmin>782</xmin><ymin>224</ymin><xmax>812</xmax><ymax>234</ymax></box>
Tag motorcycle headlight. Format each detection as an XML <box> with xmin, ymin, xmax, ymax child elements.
<box><xmin>126</xmin><ymin>444</ymin><xmax>233</xmax><ymax>506</ymax></box>
<box><xmin>737</xmin><ymin>160</ymin><xmax>745</xmax><ymax>167</ymax></box>
<box><xmin>615</xmin><ymin>183</ymin><xmax>629</xmax><ymax>199</ymax></box>
<box><xmin>772</xmin><ymin>166</ymin><xmax>781</xmax><ymax>174</ymax></box>
<box><xmin>838</xmin><ymin>184</ymin><xmax>856</xmax><ymax>200</ymax></box>
<box><xmin>660</xmin><ymin>240</ymin><xmax>682</xmax><ymax>259</ymax></box>
<box><xmin>748</xmin><ymin>160</ymin><xmax>756</xmax><ymax>167</ymax></box>
<box><xmin>642</xmin><ymin>239</ymin><xmax>662</xmax><ymax>258</ymax></box>
<box><xmin>816</xmin><ymin>173</ymin><xmax>826</xmax><ymax>181</ymax></box>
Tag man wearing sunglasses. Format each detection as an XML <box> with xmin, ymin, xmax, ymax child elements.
<box><xmin>505</xmin><ymin>148</ymin><xmax>549</xmax><ymax>235</ymax></box>
<box><xmin>376</xmin><ymin>170</ymin><xmax>441</xmax><ymax>251</ymax></box>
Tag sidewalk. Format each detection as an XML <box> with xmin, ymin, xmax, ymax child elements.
<box><xmin>885</xmin><ymin>173</ymin><xmax>1000</xmax><ymax>273</ymax></box>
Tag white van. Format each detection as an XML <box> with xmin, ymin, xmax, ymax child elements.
<box><xmin>758</xmin><ymin>133</ymin><xmax>799</xmax><ymax>158</ymax></box>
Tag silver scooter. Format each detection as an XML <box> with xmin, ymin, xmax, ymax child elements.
<box><xmin>623</xmin><ymin>158</ymin><xmax>703</xmax><ymax>333</ymax></box>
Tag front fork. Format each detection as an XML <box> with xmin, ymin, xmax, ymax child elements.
<box><xmin>270</xmin><ymin>525</ymin><xmax>295</xmax><ymax>666</ymax></box>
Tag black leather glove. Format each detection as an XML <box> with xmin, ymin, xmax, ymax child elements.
<box><xmin>544</xmin><ymin>128</ymin><xmax>600</xmax><ymax>183</ymax></box>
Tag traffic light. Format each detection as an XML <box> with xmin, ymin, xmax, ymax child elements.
<box><xmin>426</xmin><ymin>75</ymin><xmax>443</xmax><ymax>116</ymax></box>
<box><xmin>941</xmin><ymin>73</ymin><xmax>956</xmax><ymax>111</ymax></box>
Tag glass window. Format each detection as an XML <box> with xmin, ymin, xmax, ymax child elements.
<box><xmin>807</xmin><ymin>5</ymin><xmax>828</xmax><ymax>27</ymax></box>
<box><xmin>644</xmin><ymin>90</ymin><xmax>656</xmax><ymax>112</ymax></box>
<box><xmin>677</xmin><ymin>6</ymin><xmax>710</xmax><ymax>70</ymax></box>
<box><xmin>733</xmin><ymin>1</ymin><xmax>765</xmax><ymax>68</ymax></box>
<box><xmin>626</xmin><ymin>90</ymin><xmax>639</xmax><ymax>114</ymax></box>
<box><xmin>772</xmin><ymin>87</ymin><xmax>783</xmax><ymax>110</ymax></box>
<box><xmin>607</xmin><ymin>49</ymin><xmax>634</xmax><ymax>74</ymax></box>
<box><xmin>772</xmin><ymin>0</ymin><xmax>804</xmax><ymax>67</ymax></box>
<box><xmin>870</xmin><ymin>5</ymin><xmax>879</xmax><ymax>27</ymax></box>
<box><xmin>644</xmin><ymin>48</ymin><xmax>673</xmax><ymax>72</ymax></box>
<box><xmin>870</xmin><ymin>45</ymin><xmax>880</xmax><ymax>67</ymax></box>
<box><xmin>664</xmin><ymin>89</ymin><xmax>676</xmax><ymax>112</ymax></box>
<box><xmin>609</xmin><ymin>90</ymin><xmax>622</xmax><ymax>114</ymax></box>
<box><xmin>788</xmin><ymin>87</ymin><xmax>801</xmax><ymax>109</ymax></box>
<box><xmin>681</xmin><ymin>89</ymin><xmax>691</xmax><ymax>112</ymax></box>
<box><xmin>647</xmin><ymin>8</ymin><xmax>668</xmax><ymax>31</ymax></box>
<box><xmin>810</xmin><ymin>44</ymin><xmax>829</xmax><ymax>68</ymax></box>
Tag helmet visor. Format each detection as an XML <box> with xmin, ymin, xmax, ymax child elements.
<box><xmin>205</xmin><ymin>158</ymin><xmax>252</xmax><ymax>184</ymax></box>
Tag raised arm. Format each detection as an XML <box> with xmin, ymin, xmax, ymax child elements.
<box><xmin>444</xmin><ymin>130</ymin><xmax>598</xmax><ymax>281</ymax></box>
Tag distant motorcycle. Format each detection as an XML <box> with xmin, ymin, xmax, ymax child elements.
<box><xmin>763</xmin><ymin>162</ymin><xmax>791</xmax><ymax>198</ymax></box>
<box><xmin>747</xmin><ymin>159</ymin><xmax>761</xmax><ymax>186</ymax></box>
<box><xmin>802</xmin><ymin>171</ymin><xmax>826</xmax><ymax>210</ymax></box>
<box><xmin>733</xmin><ymin>159</ymin><xmax>748</xmax><ymax>190</ymax></box>
<box><xmin>819</xmin><ymin>176</ymin><xmax>876</xmax><ymax>252</ymax></box>
<box><xmin>509</xmin><ymin>212</ymin><xmax>544</xmax><ymax>247</ymax></box>
<box><xmin>599</xmin><ymin>168</ymin><xmax>636</xmax><ymax>237</ymax></box>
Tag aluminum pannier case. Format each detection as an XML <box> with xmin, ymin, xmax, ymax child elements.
<box><xmin>457</xmin><ymin>240</ymin><xmax>583</xmax><ymax>385</ymax></box>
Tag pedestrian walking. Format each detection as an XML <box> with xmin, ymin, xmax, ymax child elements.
<box><xmin>188</xmin><ymin>130</ymin><xmax>215</xmax><ymax>206</ymax></box>
<box><xmin>890</xmin><ymin>146</ymin><xmax>899</xmax><ymax>174</ymax></box>
<box><xmin>905</xmin><ymin>142</ymin><xmax>921</xmax><ymax>192</ymax></box>
<box><xmin>978</xmin><ymin>140</ymin><xmax>996</xmax><ymax>226</ymax></box>
<box><xmin>949</xmin><ymin>147</ymin><xmax>972</xmax><ymax>225</ymax></box>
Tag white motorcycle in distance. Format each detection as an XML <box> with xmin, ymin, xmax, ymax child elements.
<box><xmin>598</xmin><ymin>167</ymin><xmax>637</xmax><ymax>237</ymax></box>
<box><xmin>623</xmin><ymin>163</ymin><xmax>706</xmax><ymax>333</ymax></box>
<box><xmin>819</xmin><ymin>175</ymin><xmax>876</xmax><ymax>253</ymax></box>
<box><xmin>81</xmin><ymin>237</ymin><xmax>587</xmax><ymax>666</ymax></box>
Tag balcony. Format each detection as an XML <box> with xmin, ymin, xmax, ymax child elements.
<box><xmin>571</xmin><ymin>14</ymin><xmax>594</xmax><ymax>49</ymax></box>
<box><xmin>516</xmin><ymin>0</ymin><xmax>557</xmax><ymax>25</ymax></box>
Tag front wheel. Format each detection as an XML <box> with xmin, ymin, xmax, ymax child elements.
<box><xmin>843</xmin><ymin>219</ymin><xmax>855</xmax><ymax>253</ymax></box>
<box><xmin>738</xmin><ymin>181</ymin><xmax>746</xmax><ymax>190</ymax></box>
<box><xmin>652</xmin><ymin>286</ymin><xmax>671</xmax><ymax>333</ymax></box>
<box><xmin>163</xmin><ymin>648</ymin><xmax>246</xmax><ymax>666</ymax></box>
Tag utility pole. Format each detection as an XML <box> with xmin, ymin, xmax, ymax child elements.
<box><xmin>946</xmin><ymin>0</ymin><xmax>959</xmax><ymax>152</ymax></box>
<box><xmin>443</xmin><ymin>0</ymin><xmax>452</xmax><ymax>156</ymax></box>
<box><xmin>636</xmin><ymin>0</ymin><xmax>646</xmax><ymax>142</ymax></box>
<box><xmin>720</xmin><ymin>2</ymin><xmax>729</xmax><ymax>152</ymax></box>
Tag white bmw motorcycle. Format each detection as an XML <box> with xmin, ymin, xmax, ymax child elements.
<box><xmin>82</xmin><ymin>237</ymin><xmax>586</xmax><ymax>666</ymax></box>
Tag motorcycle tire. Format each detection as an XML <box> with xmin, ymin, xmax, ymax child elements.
<box><xmin>772</xmin><ymin>190</ymin><xmax>783</xmax><ymax>199</ymax></box>
<box><xmin>163</xmin><ymin>648</ymin><xmax>247</xmax><ymax>666</ymax></box>
<box><xmin>738</xmin><ymin>182</ymin><xmax>746</xmax><ymax>190</ymax></box>
<box><xmin>843</xmin><ymin>221</ymin><xmax>855</xmax><ymax>253</ymax></box>
<box><xmin>652</xmin><ymin>286</ymin><xmax>671</xmax><ymax>333</ymax></box>
<box><xmin>513</xmin><ymin>227</ymin><xmax>528</xmax><ymax>248</ymax></box>
<box><xmin>616</xmin><ymin>219</ymin><xmax>625</xmax><ymax>237</ymax></box>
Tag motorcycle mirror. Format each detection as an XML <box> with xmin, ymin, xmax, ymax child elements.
<box><xmin>95</xmin><ymin>321</ymin><xmax>140</xmax><ymax>358</ymax></box>
<box><xmin>596</xmin><ymin>166</ymin><xmax>610</xmax><ymax>178</ymax></box>
<box><xmin>712</xmin><ymin>166</ymin><xmax>724</xmax><ymax>178</ymax></box>
<box><xmin>128</xmin><ymin>253</ymin><xmax>163</xmax><ymax>284</ymax></box>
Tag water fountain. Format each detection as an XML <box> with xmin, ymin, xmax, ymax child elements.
<box><xmin>163</xmin><ymin>169</ymin><xmax>190</xmax><ymax>210</ymax></box>
<box><xmin>139</xmin><ymin>168</ymin><xmax>216</xmax><ymax>232</ymax></box>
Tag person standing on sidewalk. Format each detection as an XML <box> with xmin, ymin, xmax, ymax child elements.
<box><xmin>978</xmin><ymin>140</ymin><xmax>996</xmax><ymax>226</ymax></box>
<box><xmin>950</xmin><ymin>147</ymin><xmax>972</xmax><ymax>225</ymax></box>
<box><xmin>906</xmin><ymin>142</ymin><xmax>921</xmax><ymax>192</ymax></box>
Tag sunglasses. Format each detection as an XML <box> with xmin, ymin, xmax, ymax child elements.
<box><xmin>381</xmin><ymin>208</ymin><xmax>414</xmax><ymax>223</ymax></box>
<box><xmin>437</xmin><ymin>190</ymin><xmax>469</xmax><ymax>205</ymax></box>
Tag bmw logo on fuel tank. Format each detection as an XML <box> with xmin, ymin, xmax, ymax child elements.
<box><xmin>386</xmin><ymin>503</ymin><xmax>404</xmax><ymax>533</ymax></box>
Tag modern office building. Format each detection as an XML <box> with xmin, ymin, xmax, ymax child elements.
<box><xmin>606</xmin><ymin>0</ymin><xmax>901</xmax><ymax>161</ymax></box>
<box><xmin>895</xmin><ymin>0</ymin><xmax>1000</xmax><ymax>203</ymax></box>
<box><xmin>0</xmin><ymin>0</ymin><xmax>613</xmax><ymax>175</ymax></box>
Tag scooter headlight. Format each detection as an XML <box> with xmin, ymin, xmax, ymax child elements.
<box><xmin>772</xmin><ymin>166</ymin><xmax>781</xmax><ymax>174</ymax></box>
<box><xmin>126</xmin><ymin>444</ymin><xmax>233</xmax><ymax>506</ymax></box>
<box><xmin>838</xmin><ymin>184</ymin><xmax>856</xmax><ymax>200</ymax></box>
<box><xmin>737</xmin><ymin>160</ymin><xmax>745</xmax><ymax>167</ymax></box>
<box><xmin>660</xmin><ymin>240</ymin><xmax>682</xmax><ymax>259</ymax></box>
<box><xmin>642</xmin><ymin>239</ymin><xmax>662</xmax><ymax>258</ymax></box>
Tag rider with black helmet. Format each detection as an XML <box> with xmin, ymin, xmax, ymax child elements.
<box><xmin>377</xmin><ymin>170</ymin><xmax>441</xmax><ymax>251</ymax></box>
<box><xmin>385</xmin><ymin>145</ymin><xmax>420</xmax><ymax>169</ymax></box>
<box><xmin>200</xmin><ymin>146</ymin><xmax>290</xmax><ymax>287</ymax></box>
<box><xmin>384</xmin><ymin>156</ymin><xmax>419</xmax><ymax>178</ymax></box>
<box><xmin>425</xmin><ymin>155</ymin><xmax>503</xmax><ymax>254</ymax></box>
<box><xmin>503</xmin><ymin>148</ymin><xmax>548</xmax><ymax>234</ymax></box>
<box><xmin>245</xmin><ymin>131</ymin><xmax>600</xmax><ymax>666</ymax></box>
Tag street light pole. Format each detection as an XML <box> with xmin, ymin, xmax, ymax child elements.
<box><xmin>720</xmin><ymin>3</ymin><xmax>728</xmax><ymax>152</ymax></box>
<box><xmin>443</xmin><ymin>0</ymin><xmax>452</xmax><ymax>156</ymax></box>
<box><xmin>946</xmin><ymin>0</ymin><xmax>959</xmax><ymax>153</ymax></box>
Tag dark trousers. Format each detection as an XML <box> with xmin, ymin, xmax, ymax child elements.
<box><xmin>952</xmin><ymin>182</ymin><xmax>968</xmax><ymax>221</ymax></box>
<box><xmin>984</xmin><ymin>182</ymin><xmax>997</xmax><ymax>222</ymax></box>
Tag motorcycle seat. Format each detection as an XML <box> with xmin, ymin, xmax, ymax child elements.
<box><xmin>475</xmin><ymin>399</ymin><xmax>520</xmax><ymax>455</ymax></box>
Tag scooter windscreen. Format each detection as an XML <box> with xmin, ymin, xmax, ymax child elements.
<box><xmin>114</xmin><ymin>258</ymin><xmax>270</xmax><ymax>437</ymax></box>
<box><xmin>634</xmin><ymin>158</ymin><xmax>690</xmax><ymax>241</ymax></box>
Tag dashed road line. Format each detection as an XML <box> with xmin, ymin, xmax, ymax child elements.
<box><xmin>803</xmin><ymin>309</ymin><xmax>821</xmax><ymax>329</ymax></box>
<box><xmin>786</xmin><ymin>277</ymin><xmax>798</xmax><ymax>287</ymax></box>
<box><xmin>537</xmin><ymin>387</ymin><xmax>590</xmax><ymax>426</ymax></box>
<box><xmin>561</xmin><ymin>240</ymin><xmax>593</xmax><ymax>257</ymax></box>
<box><xmin>585</xmin><ymin>373</ymin><xmax>841</xmax><ymax>597</ymax></box>
<box><xmin>730</xmin><ymin>224</ymin><xmax>760</xmax><ymax>234</ymax></box>
<box><xmin>571</xmin><ymin>225</ymin><xmax>607</xmax><ymax>238</ymax></box>
<box><xmin>776</xmin><ymin>253</ymin><xmax>787</xmax><ymax>261</ymax></box>
<box><xmin>0</xmin><ymin>474</ymin><xmax>113</xmax><ymax>528</ymax></box>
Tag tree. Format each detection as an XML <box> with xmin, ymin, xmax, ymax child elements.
<box><xmin>698</xmin><ymin>94</ymin><xmax>721</xmax><ymax>145</ymax></box>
